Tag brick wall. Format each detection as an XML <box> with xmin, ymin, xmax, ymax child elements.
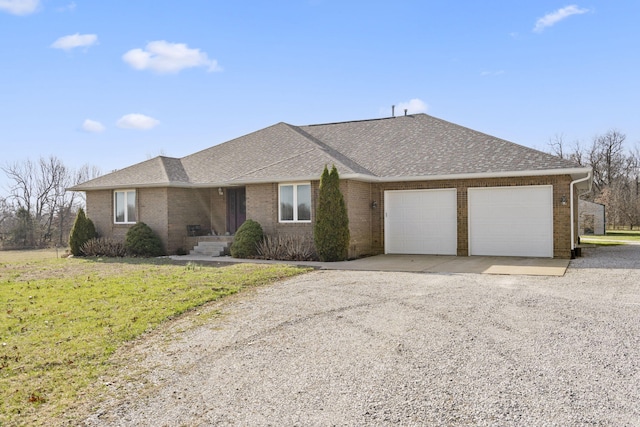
<box><xmin>166</xmin><ymin>188</ymin><xmax>212</xmax><ymax>252</ymax></box>
<box><xmin>86</xmin><ymin>174</ymin><xmax>575</xmax><ymax>259</ymax></box>
<box><xmin>246</xmin><ymin>183</ymin><xmax>277</xmax><ymax>235</ymax></box>
<box><xmin>85</xmin><ymin>188</ymin><xmax>169</xmax><ymax>250</ymax></box>
<box><xmin>370</xmin><ymin>174</ymin><xmax>574</xmax><ymax>258</ymax></box>
<box><xmin>210</xmin><ymin>189</ymin><xmax>226</xmax><ymax>235</ymax></box>
<box><xmin>139</xmin><ymin>188</ymin><xmax>169</xmax><ymax>252</ymax></box>
<box><xmin>342</xmin><ymin>180</ymin><xmax>373</xmax><ymax>258</ymax></box>
<box><xmin>86</xmin><ymin>190</ymin><xmax>113</xmax><ymax>239</ymax></box>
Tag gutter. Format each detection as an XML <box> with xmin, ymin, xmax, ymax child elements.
<box><xmin>570</xmin><ymin>169</ymin><xmax>593</xmax><ymax>253</ymax></box>
<box><xmin>68</xmin><ymin>167</ymin><xmax>593</xmax><ymax>191</ymax></box>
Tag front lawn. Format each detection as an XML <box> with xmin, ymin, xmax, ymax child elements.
<box><xmin>0</xmin><ymin>252</ymin><xmax>309</xmax><ymax>426</ymax></box>
<box><xmin>580</xmin><ymin>230</ymin><xmax>640</xmax><ymax>245</ymax></box>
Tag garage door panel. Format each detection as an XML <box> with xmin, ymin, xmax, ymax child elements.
<box><xmin>385</xmin><ymin>189</ymin><xmax>457</xmax><ymax>255</ymax></box>
<box><xmin>468</xmin><ymin>186</ymin><xmax>553</xmax><ymax>257</ymax></box>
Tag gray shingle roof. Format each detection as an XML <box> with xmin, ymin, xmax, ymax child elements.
<box><xmin>70</xmin><ymin>114</ymin><xmax>587</xmax><ymax>191</ymax></box>
<box><xmin>299</xmin><ymin>114</ymin><xmax>580</xmax><ymax>177</ymax></box>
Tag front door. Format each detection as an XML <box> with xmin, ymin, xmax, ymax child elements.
<box><xmin>227</xmin><ymin>188</ymin><xmax>246</xmax><ymax>234</ymax></box>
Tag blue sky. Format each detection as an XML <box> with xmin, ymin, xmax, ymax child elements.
<box><xmin>1</xmin><ymin>1</ymin><xmax>638</xmax><ymax>191</ymax></box>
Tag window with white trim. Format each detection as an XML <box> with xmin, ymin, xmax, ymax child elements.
<box><xmin>279</xmin><ymin>183</ymin><xmax>311</xmax><ymax>222</ymax></box>
<box><xmin>114</xmin><ymin>190</ymin><xmax>137</xmax><ymax>224</ymax></box>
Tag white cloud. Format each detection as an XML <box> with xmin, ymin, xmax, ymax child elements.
<box><xmin>116</xmin><ymin>114</ymin><xmax>160</xmax><ymax>130</ymax></box>
<box><xmin>0</xmin><ymin>0</ymin><xmax>40</xmax><ymax>15</ymax></box>
<box><xmin>57</xmin><ymin>2</ymin><xmax>76</xmax><ymax>12</ymax></box>
<box><xmin>122</xmin><ymin>40</ymin><xmax>222</xmax><ymax>74</ymax></box>
<box><xmin>82</xmin><ymin>119</ymin><xmax>105</xmax><ymax>133</ymax></box>
<box><xmin>534</xmin><ymin>5</ymin><xmax>589</xmax><ymax>33</ymax></box>
<box><xmin>480</xmin><ymin>70</ymin><xmax>505</xmax><ymax>77</ymax></box>
<box><xmin>51</xmin><ymin>33</ymin><xmax>98</xmax><ymax>51</ymax></box>
<box><xmin>395</xmin><ymin>98</ymin><xmax>428</xmax><ymax>115</ymax></box>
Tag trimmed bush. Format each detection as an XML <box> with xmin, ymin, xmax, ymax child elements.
<box><xmin>81</xmin><ymin>237</ymin><xmax>127</xmax><ymax>257</ymax></box>
<box><xmin>124</xmin><ymin>222</ymin><xmax>165</xmax><ymax>257</ymax></box>
<box><xmin>314</xmin><ymin>165</ymin><xmax>350</xmax><ymax>261</ymax></box>
<box><xmin>68</xmin><ymin>208</ymin><xmax>97</xmax><ymax>256</ymax></box>
<box><xmin>230</xmin><ymin>219</ymin><xmax>263</xmax><ymax>258</ymax></box>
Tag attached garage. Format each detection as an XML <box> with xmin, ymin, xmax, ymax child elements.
<box><xmin>384</xmin><ymin>189</ymin><xmax>457</xmax><ymax>255</ymax></box>
<box><xmin>468</xmin><ymin>185</ymin><xmax>553</xmax><ymax>258</ymax></box>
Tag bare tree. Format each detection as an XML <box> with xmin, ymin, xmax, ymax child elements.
<box><xmin>0</xmin><ymin>196</ymin><xmax>11</xmax><ymax>245</ymax></box>
<box><xmin>548</xmin><ymin>133</ymin><xmax>566</xmax><ymax>159</ymax></box>
<box><xmin>589</xmin><ymin>129</ymin><xmax>626</xmax><ymax>193</ymax></box>
<box><xmin>1</xmin><ymin>157</ymin><xmax>102</xmax><ymax>248</ymax></box>
<box><xmin>547</xmin><ymin>133</ymin><xmax>585</xmax><ymax>165</ymax></box>
<box><xmin>549</xmin><ymin>129</ymin><xmax>639</xmax><ymax>230</ymax></box>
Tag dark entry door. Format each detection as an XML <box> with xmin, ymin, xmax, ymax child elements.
<box><xmin>227</xmin><ymin>188</ymin><xmax>246</xmax><ymax>234</ymax></box>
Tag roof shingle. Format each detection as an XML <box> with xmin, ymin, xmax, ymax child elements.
<box><xmin>70</xmin><ymin>114</ymin><xmax>586</xmax><ymax>191</ymax></box>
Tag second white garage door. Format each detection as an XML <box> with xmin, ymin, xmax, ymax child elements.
<box><xmin>468</xmin><ymin>185</ymin><xmax>553</xmax><ymax>258</ymax></box>
<box><xmin>384</xmin><ymin>189</ymin><xmax>457</xmax><ymax>255</ymax></box>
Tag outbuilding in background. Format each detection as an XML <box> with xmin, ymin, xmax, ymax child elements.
<box><xmin>579</xmin><ymin>200</ymin><xmax>606</xmax><ymax>235</ymax></box>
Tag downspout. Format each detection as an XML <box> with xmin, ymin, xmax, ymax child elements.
<box><xmin>570</xmin><ymin>170</ymin><xmax>593</xmax><ymax>252</ymax></box>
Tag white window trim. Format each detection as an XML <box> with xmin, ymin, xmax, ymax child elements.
<box><xmin>278</xmin><ymin>183</ymin><xmax>312</xmax><ymax>223</ymax></box>
<box><xmin>114</xmin><ymin>189</ymin><xmax>136</xmax><ymax>224</ymax></box>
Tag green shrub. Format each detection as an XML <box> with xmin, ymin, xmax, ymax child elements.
<box><xmin>124</xmin><ymin>222</ymin><xmax>165</xmax><ymax>257</ymax></box>
<box><xmin>230</xmin><ymin>219</ymin><xmax>263</xmax><ymax>258</ymax></box>
<box><xmin>81</xmin><ymin>237</ymin><xmax>128</xmax><ymax>257</ymax></box>
<box><xmin>314</xmin><ymin>165</ymin><xmax>350</xmax><ymax>261</ymax></box>
<box><xmin>68</xmin><ymin>208</ymin><xmax>97</xmax><ymax>256</ymax></box>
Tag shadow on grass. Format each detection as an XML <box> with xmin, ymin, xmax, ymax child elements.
<box><xmin>80</xmin><ymin>255</ymin><xmax>238</xmax><ymax>268</ymax></box>
<box><xmin>605</xmin><ymin>230</ymin><xmax>640</xmax><ymax>237</ymax></box>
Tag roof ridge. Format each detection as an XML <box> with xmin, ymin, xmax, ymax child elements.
<box><xmin>158</xmin><ymin>156</ymin><xmax>172</xmax><ymax>182</ymax></box>
<box><xmin>228</xmin><ymin>147</ymin><xmax>317</xmax><ymax>181</ymax></box>
<box><xmin>286</xmin><ymin>124</ymin><xmax>377</xmax><ymax>176</ymax></box>
<box><xmin>303</xmin><ymin>114</ymin><xmax>419</xmax><ymax>127</ymax></box>
<box><xmin>159</xmin><ymin>156</ymin><xmax>190</xmax><ymax>183</ymax></box>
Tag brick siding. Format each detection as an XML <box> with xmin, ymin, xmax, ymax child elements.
<box><xmin>85</xmin><ymin>174</ymin><xmax>574</xmax><ymax>258</ymax></box>
<box><xmin>370</xmin><ymin>174</ymin><xmax>574</xmax><ymax>258</ymax></box>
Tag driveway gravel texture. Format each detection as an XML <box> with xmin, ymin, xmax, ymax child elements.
<box><xmin>78</xmin><ymin>245</ymin><xmax>639</xmax><ymax>427</ymax></box>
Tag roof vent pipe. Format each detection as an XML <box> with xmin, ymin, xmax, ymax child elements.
<box><xmin>391</xmin><ymin>105</ymin><xmax>395</xmax><ymax>117</ymax></box>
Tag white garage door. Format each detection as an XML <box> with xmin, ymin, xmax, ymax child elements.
<box><xmin>468</xmin><ymin>186</ymin><xmax>553</xmax><ymax>258</ymax></box>
<box><xmin>384</xmin><ymin>189</ymin><xmax>457</xmax><ymax>255</ymax></box>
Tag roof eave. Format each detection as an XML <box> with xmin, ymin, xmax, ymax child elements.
<box><xmin>342</xmin><ymin>167</ymin><xmax>593</xmax><ymax>183</ymax></box>
<box><xmin>67</xmin><ymin>181</ymin><xmax>194</xmax><ymax>192</ymax></box>
<box><xmin>68</xmin><ymin>167</ymin><xmax>592</xmax><ymax>191</ymax></box>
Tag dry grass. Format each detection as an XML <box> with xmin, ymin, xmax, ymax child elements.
<box><xmin>580</xmin><ymin>230</ymin><xmax>640</xmax><ymax>245</ymax></box>
<box><xmin>0</xmin><ymin>250</ymin><xmax>310</xmax><ymax>426</ymax></box>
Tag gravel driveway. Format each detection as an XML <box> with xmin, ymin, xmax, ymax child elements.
<box><xmin>80</xmin><ymin>245</ymin><xmax>640</xmax><ymax>426</ymax></box>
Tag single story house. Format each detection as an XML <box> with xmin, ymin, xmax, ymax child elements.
<box><xmin>578</xmin><ymin>200</ymin><xmax>606</xmax><ymax>235</ymax></box>
<box><xmin>69</xmin><ymin>113</ymin><xmax>592</xmax><ymax>258</ymax></box>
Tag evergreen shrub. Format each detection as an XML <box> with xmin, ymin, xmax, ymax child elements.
<box><xmin>68</xmin><ymin>208</ymin><xmax>97</xmax><ymax>256</ymax></box>
<box><xmin>230</xmin><ymin>219</ymin><xmax>263</xmax><ymax>258</ymax></box>
<box><xmin>314</xmin><ymin>165</ymin><xmax>350</xmax><ymax>261</ymax></box>
<box><xmin>124</xmin><ymin>222</ymin><xmax>165</xmax><ymax>257</ymax></box>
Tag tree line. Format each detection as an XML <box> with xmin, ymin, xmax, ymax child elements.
<box><xmin>548</xmin><ymin>129</ymin><xmax>640</xmax><ymax>229</ymax></box>
<box><xmin>2</xmin><ymin>130</ymin><xmax>637</xmax><ymax>249</ymax></box>
<box><xmin>0</xmin><ymin>156</ymin><xmax>100</xmax><ymax>249</ymax></box>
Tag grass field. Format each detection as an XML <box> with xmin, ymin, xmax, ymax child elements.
<box><xmin>0</xmin><ymin>250</ymin><xmax>309</xmax><ymax>426</ymax></box>
<box><xmin>580</xmin><ymin>230</ymin><xmax>640</xmax><ymax>245</ymax></box>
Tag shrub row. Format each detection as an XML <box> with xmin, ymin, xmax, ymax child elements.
<box><xmin>80</xmin><ymin>237</ymin><xmax>128</xmax><ymax>257</ymax></box>
<box><xmin>257</xmin><ymin>234</ymin><xmax>316</xmax><ymax>261</ymax></box>
<box><xmin>68</xmin><ymin>210</ymin><xmax>165</xmax><ymax>258</ymax></box>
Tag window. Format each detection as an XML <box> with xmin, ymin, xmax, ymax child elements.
<box><xmin>279</xmin><ymin>183</ymin><xmax>311</xmax><ymax>222</ymax></box>
<box><xmin>114</xmin><ymin>190</ymin><xmax>136</xmax><ymax>224</ymax></box>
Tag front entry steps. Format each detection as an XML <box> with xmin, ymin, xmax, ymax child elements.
<box><xmin>189</xmin><ymin>236</ymin><xmax>234</xmax><ymax>257</ymax></box>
